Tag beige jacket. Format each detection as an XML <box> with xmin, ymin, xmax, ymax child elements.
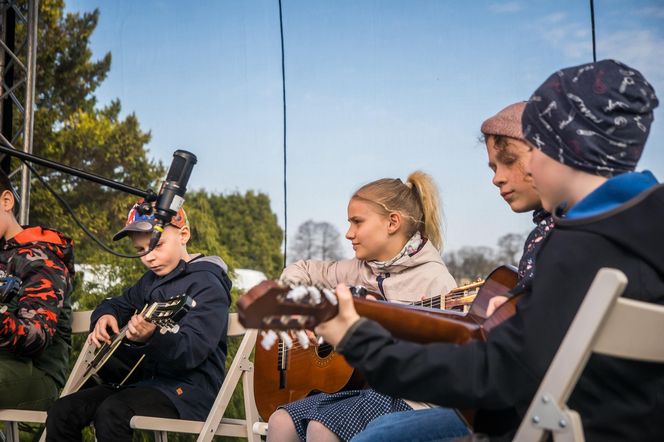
<box><xmin>281</xmin><ymin>239</ymin><xmax>456</xmax><ymax>302</ymax></box>
<box><xmin>281</xmin><ymin>239</ymin><xmax>456</xmax><ymax>411</ymax></box>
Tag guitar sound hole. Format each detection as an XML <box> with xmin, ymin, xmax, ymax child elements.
<box><xmin>316</xmin><ymin>343</ymin><xmax>334</xmax><ymax>358</ymax></box>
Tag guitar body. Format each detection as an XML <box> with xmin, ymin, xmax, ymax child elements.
<box><xmin>251</xmin><ymin>265</ymin><xmax>519</xmax><ymax>421</ymax></box>
<box><xmin>254</xmin><ymin>341</ymin><xmax>363</xmax><ymax>420</ymax></box>
<box><xmin>82</xmin><ymin>343</ymin><xmax>145</xmax><ymax>389</ymax></box>
<box><xmin>466</xmin><ymin>265</ymin><xmax>519</xmax><ymax>321</ymax></box>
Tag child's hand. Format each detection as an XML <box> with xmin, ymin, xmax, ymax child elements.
<box><xmin>88</xmin><ymin>314</ymin><xmax>119</xmax><ymax>348</ymax></box>
<box><xmin>486</xmin><ymin>295</ymin><xmax>509</xmax><ymax>316</ymax></box>
<box><xmin>315</xmin><ymin>284</ymin><xmax>361</xmax><ymax>348</ymax></box>
<box><xmin>126</xmin><ymin>314</ymin><xmax>157</xmax><ymax>343</ymax></box>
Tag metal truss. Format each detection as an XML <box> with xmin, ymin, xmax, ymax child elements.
<box><xmin>0</xmin><ymin>0</ymin><xmax>38</xmax><ymax>224</ymax></box>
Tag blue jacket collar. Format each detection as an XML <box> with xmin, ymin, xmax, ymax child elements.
<box><xmin>563</xmin><ymin>170</ymin><xmax>659</xmax><ymax>220</ymax></box>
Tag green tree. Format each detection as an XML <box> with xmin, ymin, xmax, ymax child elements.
<box><xmin>25</xmin><ymin>1</ymin><xmax>164</xmax><ymax>265</ymax></box>
<box><xmin>207</xmin><ymin>191</ymin><xmax>283</xmax><ymax>278</ymax></box>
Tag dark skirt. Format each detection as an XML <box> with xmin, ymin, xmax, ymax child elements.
<box><xmin>281</xmin><ymin>389</ymin><xmax>412</xmax><ymax>441</ymax></box>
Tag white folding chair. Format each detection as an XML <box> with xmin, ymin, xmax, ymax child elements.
<box><xmin>514</xmin><ymin>268</ymin><xmax>664</xmax><ymax>441</ymax></box>
<box><xmin>129</xmin><ymin>313</ymin><xmax>261</xmax><ymax>442</ymax></box>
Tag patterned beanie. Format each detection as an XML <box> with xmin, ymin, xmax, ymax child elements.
<box><xmin>522</xmin><ymin>59</ymin><xmax>659</xmax><ymax>176</ymax></box>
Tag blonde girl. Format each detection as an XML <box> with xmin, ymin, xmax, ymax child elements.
<box><xmin>268</xmin><ymin>171</ymin><xmax>456</xmax><ymax>442</ymax></box>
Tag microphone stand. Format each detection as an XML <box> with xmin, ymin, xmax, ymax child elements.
<box><xmin>0</xmin><ymin>143</ymin><xmax>157</xmax><ymax>202</ymax></box>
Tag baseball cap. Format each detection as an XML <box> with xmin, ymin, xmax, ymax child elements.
<box><xmin>112</xmin><ymin>199</ymin><xmax>189</xmax><ymax>241</ymax></box>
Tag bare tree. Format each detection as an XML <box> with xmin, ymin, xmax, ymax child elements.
<box><xmin>444</xmin><ymin>246</ymin><xmax>499</xmax><ymax>283</ymax></box>
<box><xmin>291</xmin><ymin>220</ymin><xmax>319</xmax><ymax>260</ymax></box>
<box><xmin>497</xmin><ymin>232</ymin><xmax>525</xmax><ymax>266</ymax></box>
<box><xmin>318</xmin><ymin>222</ymin><xmax>344</xmax><ymax>260</ymax></box>
<box><xmin>443</xmin><ymin>231</ymin><xmax>527</xmax><ymax>283</ymax></box>
<box><xmin>290</xmin><ymin>220</ymin><xmax>345</xmax><ymax>262</ymax></box>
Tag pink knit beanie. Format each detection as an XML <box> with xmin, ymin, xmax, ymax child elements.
<box><xmin>480</xmin><ymin>102</ymin><xmax>527</xmax><ymax>140</ymax></box>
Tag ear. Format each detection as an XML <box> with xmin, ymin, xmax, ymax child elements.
<box><xmin>386</xmin><ymin>211</ymin><xmax>402</xmax><ymax>235</ymax></box>
<box><xmin>179</xmin><ymin>225</ymin><xmax>191</xmax><ymax>245</ymax></box>
<box><xmin>0</xmin><ymin>190</ymin><xmax>15</xmax><ymax>214</ymax></box>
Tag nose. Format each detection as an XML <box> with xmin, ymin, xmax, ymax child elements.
<box><xmin>143</xmin><ymin>249</ymin><xmax>156</xmax><ymax>263</ymax></box>
<box><xmin>345</xmin><ymin>225</ymin><xmax>354</xmax><ymax>240</ymax></box>
<box><xmin>492</xmin><ymin>167</ymin><xmax>507</xmax><ymax>188</ymax></box>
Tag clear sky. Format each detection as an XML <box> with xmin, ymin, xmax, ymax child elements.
<box><xmin>66</xmin><ymin>0</ymin><xmax>664</xmax><ymax>258</ymax></box>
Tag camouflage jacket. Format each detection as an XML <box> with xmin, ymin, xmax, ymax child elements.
<box><xmin>0</xmin><ymin>226</ymin><xmax>75</xmax><ymax>387</ymax></box>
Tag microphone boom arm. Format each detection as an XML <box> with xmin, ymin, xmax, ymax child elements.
<box><xmin>0</xmin><ymin>143</ymin><xmax>157</xmax><ymax>201</ymax></box>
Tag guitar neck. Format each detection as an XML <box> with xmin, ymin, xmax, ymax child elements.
<box><xmin>88</xmin><ymin>324</ymin><xmax>130</xmax><ymax>367</ymax></box>
<box><xmin>238</xmin><ymin>266</ymin><xmax>520</xmax><ymax>345</ymax></box>
<box><xmin>410</xmin><ymin>294</ymin><xmax>444</xmax><ymax>309</ymax></box>
<box><xmin>351</xmin><ymin>297</ymin><xmax>484</xmax><ymax>344</ymax></box>
<box><xmin>408</xmin><ymin>279</ymin><xmax>484</xmax><ymax>310</ymax></box>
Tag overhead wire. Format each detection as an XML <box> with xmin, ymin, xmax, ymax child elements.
<box><xmin>589</xmin><ymin>0</ymin><xmax>597</xmax><ymax>62</ymax></box>
<box><xmin>278</xmin><ymin>0</ymin><xmax>288</xmax><ymax>268</ymax></box>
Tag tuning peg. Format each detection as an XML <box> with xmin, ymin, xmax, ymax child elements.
<box><xmin>322</xmin><ymin>288</ymin><xmax>338</xmax><ymax>306</ymax></box>
<box><xmin>287</xmin><ymin>286</ymin><xmax>309</xmax><ymax>302</ymax></box>
<box><xmin>261</xmin><ymin>330</ymin><xmax>278</xmax><ymax>350</ymax></box>
<box><xmin>296</xmin><ymin>330</ymin><xmax>310</xmax><ymax>349</ymax></box>
<box><xmin>278</xmin><ymin>331</ymin><xmax>294</xmax><ymax>349</ymax></box>
<box><xmin>307</xmin><ymin>286</ymin><xmax>322</xmax><ymax>304</ymax></box>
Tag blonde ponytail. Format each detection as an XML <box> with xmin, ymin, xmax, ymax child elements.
<box><xmin>406</xmin><ymin>171</ymin><xmax>443</xmax><ymax>251</ymax></box>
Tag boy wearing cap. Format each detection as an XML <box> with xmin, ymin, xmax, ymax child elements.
<box><xmin>316</xmin><ymin>59</ymin><xmax>664</xmax><ymax>441</ymax></box>
<box><xmin>0</xmin><ymin>170</ymin><xmax>75</xmax><ymax>410</ymax></box>
<box><xmin>46</xmin><ymin>201</ymin><xmax>232</xmax><ymax>442</ymax></box>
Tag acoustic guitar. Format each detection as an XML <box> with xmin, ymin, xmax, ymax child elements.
<box><xmin>69</xmin><ymin>294</ymin><xmax>195</xmax><ymax>392</ymax></box>
<box><xmin>242</xmin><ymin>265</ymin><xmax>518</xmax><ymax>420</ymax></box>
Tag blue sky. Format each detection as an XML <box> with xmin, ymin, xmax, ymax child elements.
<box><xmin>66</xmin><ymin>0</ymin><xmax>664</xmax><ymax>258</ymax></box>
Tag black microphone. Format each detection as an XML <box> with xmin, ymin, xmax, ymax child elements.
<box><xmin>149</xmin><ymin>150</ymin><xmax>198</xmax><ymax>251</ymax></box>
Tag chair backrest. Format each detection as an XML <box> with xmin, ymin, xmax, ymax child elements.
<box><xmin>514</xmin><ymin>268</ymin><xmax>664</xmax><ymax>442</ymax></box>
<box><xmin>71</xmin><ymin>311</ymin><xmax>92</xmax><ymax>334</ymax></box>
<box><xmin>227</xmin><ymin>312</ymin><xmax>246</xmax><ymax>337</ymax></box>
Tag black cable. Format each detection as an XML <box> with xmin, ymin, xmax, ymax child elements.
<box><xmin>589</xmin><ymin>0</ymin><xmax>597</xmax><ymax>62</ymax></box>
<box><xmin>21</xmin><ymin>160</ymin><xmax>150</xmax><ymax>259</ymax></box>
<box><xmin>278</xmin><ymin>0</ymin><xmax>288</xmax><ymax>268</ymax></box>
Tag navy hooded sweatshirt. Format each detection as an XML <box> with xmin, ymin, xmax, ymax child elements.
<box><xmin>337</xmin><ymin>172</ymin><xmax>664</xmax><ymax>441</ymax></box>
<box><xmin>91</xmin><ymin>254</ymin><xmax>231</xmax><ymax>421</ymax></box>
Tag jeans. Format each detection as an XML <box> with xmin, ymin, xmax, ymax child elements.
<box><xmin>351</xmin><ymin>407</ymin><xmax>470</xmax><ymax>442</ymax></box>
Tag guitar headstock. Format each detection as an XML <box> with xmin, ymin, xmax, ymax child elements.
<box><xmin>144</xmin><ymin>294</ymin><xmax>196</xmax><ymax>334</ymax></box>
<box><xmin>237</xmin><ymin>280</ymin><xmax>340</xmax><ymax>330</ymax></box>
<box><xmin>237</xmin><ymin>280</ymin><xmax>348</xmax><ymax>350</ymax></box>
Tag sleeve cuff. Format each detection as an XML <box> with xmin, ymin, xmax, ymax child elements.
<box><xmin>336</xmin><ymin>317</ymin><xmax>369</xmax><ymax>352</ymax></box>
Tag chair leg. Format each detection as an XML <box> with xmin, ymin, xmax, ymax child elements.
<box><xmin>154</xmin><ymin>430</ymin><xmax>168</xmax><ymax>442</ymax></box>
<box><xmin>242</xmin><ymin>357</ymin><xmax>263</xmax><ymax>442</ymax></box>
<box><xmin>2</xmin><ymin>422</ymin><xmax>18</xmax><ymax>442</ymax></box>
